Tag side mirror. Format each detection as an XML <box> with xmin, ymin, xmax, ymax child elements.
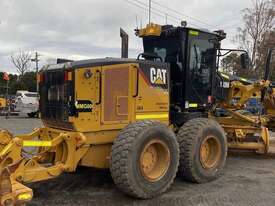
<box><xmin>240</xmin><ymin>53</ymin><xmax>250</xmax><ymax>70</ymax></box>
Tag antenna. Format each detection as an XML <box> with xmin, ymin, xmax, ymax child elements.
<box><xmin>165</xmin><ymin>13</ymin><xmax>168</xmax><ymax>24</ymax></box>
<box><xmin>149</xmin><ymin>0</ymin><xmax>151</xmax><ymax>24</ymax></box>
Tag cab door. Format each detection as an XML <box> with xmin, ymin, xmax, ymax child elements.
<box><xmin>187</xmin><ymin>30</ymin><xmax>217</xmax><ymax>106</ymax></box>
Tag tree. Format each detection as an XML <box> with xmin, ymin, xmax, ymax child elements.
<box><xmin>0</xmin><ymin>72</ymin><xmax>19</xmax><ymax>95</ymax></box>
<box><xmin>11</xmin><ymin>50</ymin><xmax>32</xmax><ymax>76</ymax></box>
<box><xmin>0</xmin><ymin>72</ymin><xmax>36</xmax><ymax>95</ymax></box>
<box><xmin>234</xmin><ymin>0</ymin><xmax>274</xmax><ymax>75</ymax></box>
<box><xmin>21</xmin><ymin>72</ymin><xmax>37</xmax><ymax>92</ymax></box>
<box><xmin>221</xmin><ymin>53</ymin><xmax>241</xmax><ymax>75</ymax></box>
<box><xmin>257</xmin><ymin>29</ymin><xmax>275</xmax><ymax>79</ymax></box>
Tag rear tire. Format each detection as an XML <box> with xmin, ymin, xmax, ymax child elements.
<box><xmin>110</xmin><ymin>120</ymin><xmax>179</xmax><ymax>199</ymax></box>
<box><xmin>177</xmin><ymin>118</ymin><xmax>227</xmax><ymax>183</ymax></box>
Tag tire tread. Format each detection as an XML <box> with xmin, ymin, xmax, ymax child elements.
<box><xmin>177</xmin><ymin>118</ymin><xmax>226</xmax><ymax>183</ymax></box>
<box><xmin>110</xmin><ymin>120</ymin><xmax>178</xmax><ymax>199</ymax></box>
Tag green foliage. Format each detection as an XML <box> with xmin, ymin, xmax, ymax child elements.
<box><xmin>234</xmin><ymin>0</ymin><xmax>274</xmax><ymax>76</ymax></box>
<box><xmin>221</xmin><ymin>53</ymin><xmax>241</xmax><ymax>74</ymax></box>
<box><xmin>221</xmin><ymin>53</ymin><xmax>252</xmax><ymax>78</ymax></box>
<box><xmin>0</xmin><ymin>72</ymin><xmax>37</xmax><ymax>95</ymax></box>
<box><xmin>21</xmin><ymin>72</ymin><xmax>37</xmax><ymax>92</ymax></box>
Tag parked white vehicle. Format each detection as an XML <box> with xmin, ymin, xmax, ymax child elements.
<box><xmin>15</xmin><ymin>90</ymin><xmax>39</xmax><ymax>117</ymax></box>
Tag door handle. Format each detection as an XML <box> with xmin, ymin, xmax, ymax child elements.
<box><xmin>133</xmin><ymin>66</ymin><xmax>139</xmax><ymax>98</ymax></box>
<box><xmin>95</xmin><ymin>70</ymin><xmax>102</xmax><ymax>105</ymax></box>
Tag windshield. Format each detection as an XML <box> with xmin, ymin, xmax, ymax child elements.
<box><xmin>143</xmin><ymin>36</ymin><xmax>180</xmax><ymax>63</ymax></box>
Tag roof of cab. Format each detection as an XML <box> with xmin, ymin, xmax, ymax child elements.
<box><xmin>137</xmin><ymin>23</ymin><xmax>226</xmax><ymax>41</ymax></box>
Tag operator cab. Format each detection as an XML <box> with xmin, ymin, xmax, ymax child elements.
<box><xmin>137</xmin><ymin>23</ymin><xmax>226</xmax><ymax>125</ymax></box>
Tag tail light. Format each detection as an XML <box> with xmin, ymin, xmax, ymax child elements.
<box><xmin>64</xmin><ymin>71</ymin><xmax>68</xmax><ymax>81</ymax></box>
<box><xmin>37</xmin><ymin>73</ymin><xmax>44</xmax><ymax>83</ymax></box>
<box><xmin>64</xmin><ymin>71</ymin><xmax>72</xmax><ymax>81</ymax></box>
<box><xmin>208</xmin><ymin>95</ymin><xmax>213</xmax><ymax>104</ymax></box>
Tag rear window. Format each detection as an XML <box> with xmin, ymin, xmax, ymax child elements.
<box><xmin>25</xmin><ymin>93</ymin><xmax>38</xmax><ymax>97</ymax></box>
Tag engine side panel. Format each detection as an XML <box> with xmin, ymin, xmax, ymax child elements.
<box><xmin>40</xmin><ymin>60</ymin><xmax>170</xmax><ymax>135</ymax></box>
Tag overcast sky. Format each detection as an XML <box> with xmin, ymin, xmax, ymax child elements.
<box><xmin>0</xmin><ymin>0</ymin><xmax>252</xmax><ymax>73</ymax></box>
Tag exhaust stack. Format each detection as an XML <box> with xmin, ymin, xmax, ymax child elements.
<box><xmin>120</xmin><ymin>28</ymin><xmax>129</xmax><ymax>58</ymax></box>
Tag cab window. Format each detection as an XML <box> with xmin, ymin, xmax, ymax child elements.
<box><xmin>188</xmin><ymin>31</ymin><xmax>216</xmax><ymax>103</ymax></box>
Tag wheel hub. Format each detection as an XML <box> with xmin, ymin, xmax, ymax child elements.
<box><xmin>140</xmin><ymin>139</ymin><xmax>170</xmax><ymax>182</ymax></box>
<box><xmin>200</xmin><ymin>136</ymin><xmax>221</xmax><ymax>169</ymax></box>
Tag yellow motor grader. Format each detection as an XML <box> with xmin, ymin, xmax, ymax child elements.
<box><xmin>0</xmin><ymin>23</ymin><xmax>274</xmax><ymax>205</ymax></box>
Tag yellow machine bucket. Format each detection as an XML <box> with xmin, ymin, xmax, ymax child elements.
<box><xmin>0</xmin><ymin>130</ymin><xmax>32</xmax><ymax>206</ymax></box>
<box><xmin>0</xmin><ymin>128</ymin><xmax>88</xmax><ymax>205</ymax></box>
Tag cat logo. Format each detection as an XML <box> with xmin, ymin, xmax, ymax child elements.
<box><xmin>150</xmin><ymin>67</ymin><xmax>167</xmax><ymax>85</ymax></box>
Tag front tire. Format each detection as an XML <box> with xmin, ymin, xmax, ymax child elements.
<box><xmin>177</xmin><ymin>118</ymin><xmax>227</xmax><ymax>183</ymax></box>
<box><xmin>110</xmin><ymin>120</ymin><xmax>179</xmax><ymax>199</ymax></box>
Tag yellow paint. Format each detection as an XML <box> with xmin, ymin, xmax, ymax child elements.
<box><xmin>220</xmin><ymin>73</ymin><xmax>229</xmax><ymax>79</ymax></box>
<box><xmin>138</xmin><ymin>23</ymin><xmax>162</xmax><ymax>37</ymax></box>
<box><xmin>68</xmin><ymin>71</ymin><xmax>72</xmax><ymax>81</ymax></box>
<box><xmin>136</xmin><ymin>113</ymin><xmax>169</xmax><ymax>120</ymax></box>
<box><xmin>71</xmin><ymin>66</ymin><xmax>101</xmax><ymax>132</ymax></box>
<box><xmin>240</xmin><ymin>77</ymin><xmax>248</xmax><ymax>82</ymax></box>
<box><xmin>23</xmin><ymin>141</ymin><xmax>52</xmax><ymax>147</ymax></box>
<box><xmin>154</xmin><ymin>78</ymin><xmax>165</xmax><ymax>85</ymax></box>
<box><xmin>189</xmin><ymin>103</ymin><xmax>198</xmax><ymax>108</ymax></box>
<box><xmin>17</xmin><ymin>193</ymin><xmax>32</xmax><ymax>201</ymax></box>
<box><xmin>80</xmin><ymin>144</ymin><xmax>111</xmax><ymax>168</ymax></box>
<box><xmin>189</xmin><ymin>30</ymin><xmax>199</xmax><ymax>36</ymax></box>
<box><xmin>139</xmin><ymin>139</ymin><xmax>170</xmax><ymax>181</ymax></box>
<box><xmin>0</xmin><ymin>98</ymin><xmax>6</xmax><ymax>108</ymax></box>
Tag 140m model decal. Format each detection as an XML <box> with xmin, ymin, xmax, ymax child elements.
<box><xmin>75</xmin><ymin>100</ymin><xmax>93</xmax><ymax>112</ymax></box>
